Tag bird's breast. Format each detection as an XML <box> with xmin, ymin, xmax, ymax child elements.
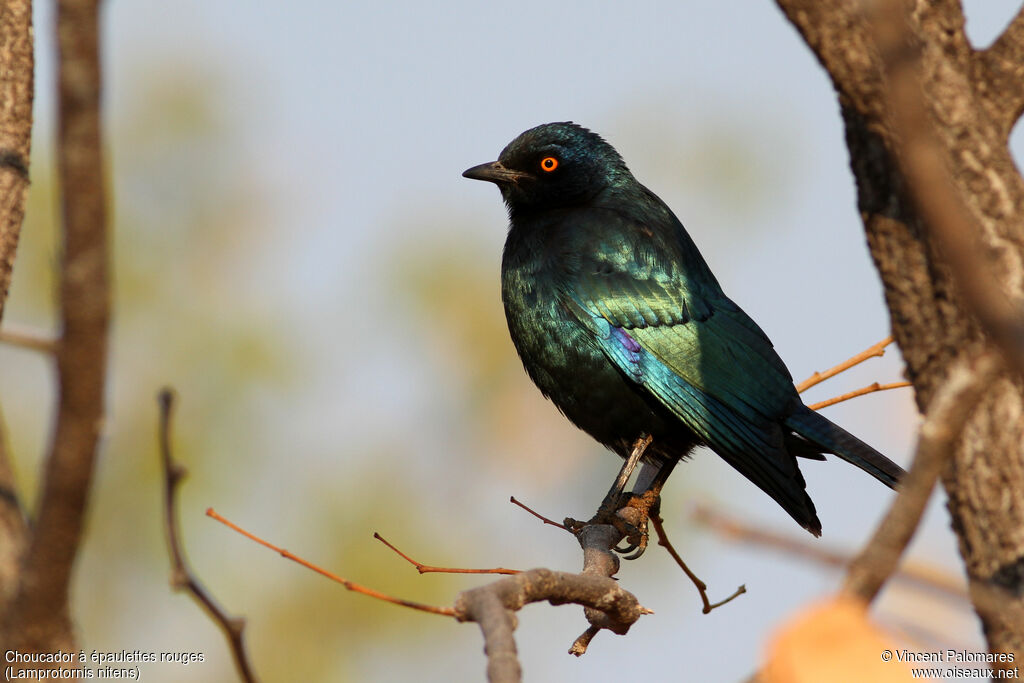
<box><xmin>500</xmin><ymin>244</ymin><xmax>684</xmax><ymax>458</ymax></box>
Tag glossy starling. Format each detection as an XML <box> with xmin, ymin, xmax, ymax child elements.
<box><xmin>463</xmin><ymin>122</ymin><xmax>903</xmax><ymax>536</ymax></box>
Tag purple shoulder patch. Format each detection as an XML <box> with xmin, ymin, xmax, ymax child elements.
<box><xmin>611</xmin><ymin>326</ymin><xmax>642</xmax><ymax>354</ymax></box>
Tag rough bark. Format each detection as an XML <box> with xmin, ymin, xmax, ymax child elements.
<box><xmin>776</xmin><ymin>0</ymin><xmax>1024</xmax><ymax>662</ymax></box>
<box><xmin>0</xmin><ymin>0</ymin><xmax>33</xmax><ymax>322</ymax></box>
<box><xmin>0</xmin><ymin>0</ymin><xmax>34</xmax><ymax>612</ymax></box>
<box><xmin>0</xmin><ymin>0</ymin><xmax>109</xmax><ymax>662</ymax></box>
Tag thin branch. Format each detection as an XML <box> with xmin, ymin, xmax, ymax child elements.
<box><xmin>456</xmin><ymin>534</ymin><xmax>651</xmax><ymax>677</ymax></box>
<box><xmin>796</xmin><ymin>336</ymin><xmax>893</xmax><ymax>393</ymax></box>
<box><xmin>509</xmin><ymin>496</ymin><xmax>570</xmax><ymax>532</ymax></box>
<box><xmin>650</xmin><ymin>512</ymin><xmax>745</xmax><ymax>614</ymax></box>
<box><xmin>0</xmin><ymin>0</ymin><xmax>33</xmax><ymax>322</ymax></box>
<box><xmin>207</xmin><ymin>507</ymin><xmax>456</xmax><ymax>617</ymax></box>
<box><xmin>806</xmin><ymin>381</ymin><xmax>912</xmax><ymax>411</ymax></box>
<box><xmin>869</xmin><ymin>1</ymin><xmax>1024</xmax><ymax>380</ymax></box>
<box><xmin>3</xmin><ymin>0</ymin><xmax>108</xmax><ymax>654</ymax></box>
<box><xmin>0</xmin><ymin>325</ymin><xmax>57</xmax><ymax>353</ymax></box>
<box><xmin>693</xmin><ymin>505</ymin><xmax>966</xmax><ymax>603</ymax></box>
<box><xmin>158</xmin><ymin>389</ymin><xmax>257</xmax><ymax>683</ymax></box>
<box><xmin>842</xmin><ymin>352</ymin><xmax>1001</xmax><ymax>602</ymax></box>
<box><xmin>212</xmin><ymin>493</ymin><xmax>656</xmax><ymax>681</ymax></box>
<box><xmin>373</xmin><ymin>532</ymin><xmax>520</xmax><ymax>575</ymax></box>
<box><xmin>513</xmin><ymin>468</ymin><xmax>746</xmax><ymax>616</ymax></box>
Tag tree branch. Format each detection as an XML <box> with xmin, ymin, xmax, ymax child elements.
<box><xmin>509</xmin><ymin>495</ymin><xmax>570</xmax><ymax>531</ymax></box>
<box><xmin>2</xmin><ymin>0</ymin><xmax>109</xmax><ymax>655</ymax></box>
<box><xmin>868</xmin><ymin>0</ymin><xmax>1024</xmax><ymax>380</ymax></box>
<box><xmin>795</xmin><ymin>336</ymin><xmax>893</xmax><ymax>393</ymax></box>
<box><xmin>695</xmin><ymin>505</ymin><xmax>970</xmax><ymax>607</ymax></box>
<box><xmin>650</xmin><ymin>512</ymin><xmax>746</xmax><ymax>614</ymax></box>
<box><xmin>0</xmin><ymin>0</ymin><xmax>33</xmax><ymax>322</ymax></box>
<box><xmin>842</xmin><ymin>351</ymin><xmax>1001</xmax><ymax>602</ymax></box>
<box><xmin>212</xmin><ymin>493</ymin><xmax>653</xmax><ymax>683</ymax></box>
<box><xmin>805</xmin><ymin>381</ymin><xmax>911</xmax><ymax>411</ymax></box>
<box><xmin>208</xmin><ymin>507</ymin><xmax>456</xmax><ymax>617</ymax></box>
<box><xmin>776</xmin><ymin>0</ymin><xmax>1024</xmax><ymax>661</ymax></box>
<box><xmin>977</xmin><ymin>4</ymin><xmax>1024</xmax><ymax>133</ymax></box>
<box><xmin>158</xmin><ymin>390</ymin><xmax>258</xmax><ymax>683</ymax></box>
<box><xmin>454</xmin><ymin>542</ymin><xmax>651</xmax><ymax>682</ymax></box>
<box><xmin>0</xmin><ymin>0</ymin><xmax>33</xmax><ymax>610</ymax></box>
<box><xmin>0</xmin><ymin>324</ymin><xmax>58</xmax><ymax>354</ymax></box>
<box><xmin>374</xmin><ymin>532</ymin><xmax>520</xmax><ymax>575</ymax></box>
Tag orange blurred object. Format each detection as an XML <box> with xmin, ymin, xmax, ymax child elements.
<box><xmin>762</xmin><ymin>597</ymin><xmax>912</xmax><ymax>683</ymax></box>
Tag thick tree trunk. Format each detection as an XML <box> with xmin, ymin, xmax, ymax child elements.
<box><xmin>0</xmin><ymin>0</ymin><xmax>108</xmax><ymax>664</ymax></box>
<box><xmin>776</xmin><ymin>0</ymin><xmax>1024</xmax><ymax>662</ymax></box>
<box><xmin>0</xmin><ymin>0</ymin><xmax>33</xmax><ymax>322</ymax></box>
<box><xmin>0</xmin><ymin>0</ymin><xmax>33</xmax><ymax>635</ymax></box>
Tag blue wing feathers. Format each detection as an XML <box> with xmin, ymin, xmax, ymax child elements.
<box><xmin>557</xmin><ymin>210</ymin><xmax>902</xmax><ymax>533</ymax></box>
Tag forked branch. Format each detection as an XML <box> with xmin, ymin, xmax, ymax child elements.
<box><xmin>796</xmin><ymin>336</ymin><xmax>894</xmax><ymax>393</ymax></box>
<box><xmin>158</xmin><ymin>390</ymin><xmax>258</xmax><ymax>683</ymax></box>
<box><xmin>374</xmin><ymin>532</ymin><xmax>520</xmax><ymax>576</ymax></box>
<box><xmin>2</xmin><ymin>0</ymin><xmax>109</xmax><ymax>655</ymax></box>
<box><xmin>210</xmin><ymin>504</ymin><xmax>650</xmax><ymax>683</ymax></box>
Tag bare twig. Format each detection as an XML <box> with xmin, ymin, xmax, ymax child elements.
<box><xmin>213</xmin><ymin>493</ymin><xmax>654</xmax><ymax>682</ymax></box>
<box><xmin>211</xmin><ymin>502</ymin><xmax>653</xmax><ymax>683</ymax></box>
<box><xmin>568</xmin><ymin>626</ymin><xmax>601</xmax><ymax>656</ymax></box>
<box><xmin>509</xmin><ymin>496</ymin><xmax>570</xmax><ymax>531</ymax></box>
<box><xmin>842</xmin><ymin>352</ymin><xmax>1001</xmax><ymax>602</ymax></box>
<box><xmin>650</xmin><ymin>512</ymin><xmax>746</xmax><ymax>613</ymax></box>
<box><xmin>869</xmin><ymin>2</ymin><xmax>1024</xmax><ymax>379</ymax></box>
<box><xmin>158</xmin><ymin>389</ymin><xmax>258</xmax><ymax>683</ymax></box>
<box><xmin>207</xmin><ymin>508</ymin><xmax>456</xmax><ymax>617</ymax></box>
<box><xmin>806</xmin><ymin>381</ymin><xmax>912</xmax><ymax>411</ymax></box>
<box><xmin>2</xmin><ymin>0</ymin><xmax>108</xmax><ymax>655</ymax></box>
<box><xmin>0</xmin><ymin>0</ymin><xmax>33</xmax><ymax>322</ymax></box>
<box><xmin>0</xmin><ymin>325</ymin><xmax>57</xmax><ymax>353</ymax></box>
<box><xmin>693</xmin><ymin>505</ymin><xmax>965</xmax><ymax>603</ymax></box>
<box><xmin>374</xmin><ymin>532</ymin><xmax>520</xmax><ymax>575</ymax></box>
<box><xmin>796</xmin><ymin>336</ymin><xmax>893</xmax><ymax>393</ymax></box>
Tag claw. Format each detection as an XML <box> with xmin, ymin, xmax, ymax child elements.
<box><xmin>621</xmin><ymin>544</ymin><xmax>647</xmax><ymax>561</ymax></box>
<box><xmin>621</xmin><ymin>523</ymin><xmax>650</xmax><ymax>559</ymax></box>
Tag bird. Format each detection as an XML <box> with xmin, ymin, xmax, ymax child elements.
<box><xmin>462</xmin><ymin>121</ymin><xmax>904</xmax><ymax>545</ymax></box>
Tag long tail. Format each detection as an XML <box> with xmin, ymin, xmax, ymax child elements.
<box><xmin>784</xmin><ymin>405</ymin><xmax>905</xmax><ymax>488</ymax></box>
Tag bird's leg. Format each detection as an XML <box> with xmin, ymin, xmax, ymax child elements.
<box><xmin>595</xmin><ymin>434</ymin><xmax>652</xmax><ymax>519</ymax></box>
<box><xmin>565</xmin><ymin>436</ymin><xmax>667</xmax><ymax>560</ymax></box>
<box><xmin>615</xmin><ymin>459</ymin><xmax>676</xmax><ymax>560</ymax></box>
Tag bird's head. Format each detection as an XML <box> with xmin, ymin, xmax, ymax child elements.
<box><xmin>463</xmin><ymin>122</ymin><xmax>631</xmax><ymax>216</ymax></box>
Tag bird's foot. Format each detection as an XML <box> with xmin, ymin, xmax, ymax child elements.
<box><xmin>611</xmin><ymin>488</ymin><xmax>662</xmax><ymax>560</ymax></box>
<box><xmin>564</xmin><ymin>489</ymin><xmax>662</xmax><ymax>561</ymax></box>
<box><xmin>565</xmin><ymin>436</ymin><xmax>669</xmax><ymax>560</ymax></box>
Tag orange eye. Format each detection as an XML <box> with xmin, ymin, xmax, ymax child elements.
<box><xmin>540</xmin><ymin>156</ymin><xmax>559</xmax><ymax>172</ymax></box>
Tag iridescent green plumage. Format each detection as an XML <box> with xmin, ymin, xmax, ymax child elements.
<box><xmin>464</xmin><ymin>122</ymin><xmax>903</xmax><ymax>535</ymax></box>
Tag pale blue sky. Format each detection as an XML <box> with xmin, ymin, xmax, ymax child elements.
<box><xmin>13</xmin><ymin>2</ymin><xmax>1024</xmax><ymax>681</ymax></box>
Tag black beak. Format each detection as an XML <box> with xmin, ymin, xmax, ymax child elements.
<box><xmin>462</xmin><ymin>161</ymin><xmax>530</xmax><ymax>185</ymax></box>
